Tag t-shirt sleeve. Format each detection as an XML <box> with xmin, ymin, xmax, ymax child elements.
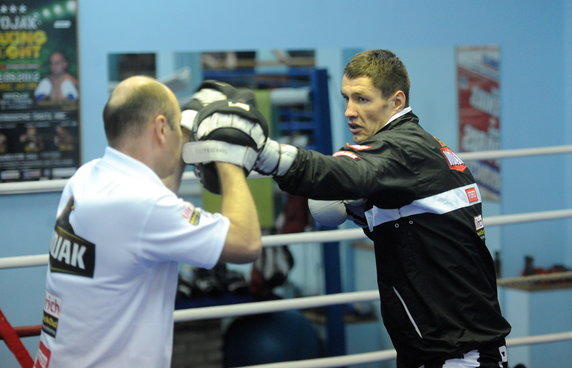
<box><xmin>138</xmin><ymin>194</ymin><xmax>229</xmax><ymax>269</ymax></box>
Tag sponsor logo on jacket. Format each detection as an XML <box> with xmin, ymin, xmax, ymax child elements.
<box><xmin>440</xmin><ymin>146</ymin><xmax>467</xmax><ymax>172</ymax></box>
<box><xmin>465</xmin><ymin>187</ymin><xmax>480</xmax><ymax>203</ymax></box>
<box><xmin>475</xmin><ymin>214</ymin><xmax>486</xmax><ymax>239</ymax></box>
<box><xmin>332</xmin><ymin>150</ymin><xmax>360</xmax><ymax>160</ymax></box>
<box><xmin>345</xmin><ymin>142</ymin><xmax>371</xmax><ymax>151</ymax></box>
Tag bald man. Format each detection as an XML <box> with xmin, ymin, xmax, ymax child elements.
<box><xmin>34</xmin><ymin>76</ymin><xmax>261</xmax><ymax>368</ymax></box>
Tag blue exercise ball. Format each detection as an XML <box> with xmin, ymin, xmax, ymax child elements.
<box><xmin>223</xmin><ymin>310</ymin><xmax>322</xmax><ymax>367</ymax></box>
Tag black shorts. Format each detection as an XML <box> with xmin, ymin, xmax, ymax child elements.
<box><xmin>476</xmin><ymin>343</ymin><xmax>508</xmax><ymax>368</ymax></box>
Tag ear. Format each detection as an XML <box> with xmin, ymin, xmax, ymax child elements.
<box><xmin>152</xmin><ymin>114</ymin><xmax>168</xmax><ymax>144</ymax></box>
<box><xmin>392</xmin><ymin>90</ymin><xmax>407</xmax><ymax>111</ymax></box>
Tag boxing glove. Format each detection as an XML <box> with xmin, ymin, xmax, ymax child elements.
<box><xmin>183</xmin><ymin>99</ymin><xmax>268</xmax><ymax>194</ymax></box>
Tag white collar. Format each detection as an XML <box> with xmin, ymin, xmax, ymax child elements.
<box><xmin>383</xmin><ymin>106</ymin><xmax>412</xmax><ymax>128</ymax></box>
<box><xmin>102</xmin><ymin>146</ymin><xmax>163</xmax><ymax>186</ymax></box>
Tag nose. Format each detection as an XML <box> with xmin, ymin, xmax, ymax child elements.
<box><xmin>344</xmin><ymin>100</ymin><xmax>356</xmax><ymax>118</ymax></box>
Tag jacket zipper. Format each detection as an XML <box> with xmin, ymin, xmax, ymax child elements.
<box><xmin>392</xmin><ymin>286</ymin><xmax>423</xmax><ymax>338</ymax></box>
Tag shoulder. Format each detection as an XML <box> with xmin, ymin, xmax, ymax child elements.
<box><xmin>65</xmin><ymin>159</ymin><xmax>99</xmax><ymax>187</ymax></box>
<box><xmin>382</xmin><ymin>119</ymin><xmax>436</xmax><ymax>150</ymax></box>
<box><xmin>70</xmin><ymin>159</ymin><xmax>172</xmax><ymax>208</ymax></box>
<box><xmin>63</xmin><ymin>73</ymin><xmax>78</xmax><ymax>86</ymax></box>
<box><xmin>37</xmin><ymin>77</ymin><xmax>52</xmax><ymax>85</ymax></box>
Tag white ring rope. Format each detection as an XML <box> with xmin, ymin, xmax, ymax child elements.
<box><xmin>173</xmin><ymin>290</ymin><xmax>379</xmax><ymax>322</ymax></box>
<box><xmin>0</xmin><ymin>254</ymin><xmax>48</xmax><ymax>269</ymax></box>
<box><xmin>2</xmin><ymin>144</ymin><xmax>572</xmax><ymax>367</ymax></box>
<box><xmin>1</xmin><ymin>144</ymin><xmax>572</xmax><ymax>195</ymax></box>
<box><xmin>2</xmin><ymin>208</ymin><xmax>572</xmax><ymax>270</ymax></box>
<box><xmin>232</xmin><ymin>331</ymin><xmax>572</xmax><ymax>368</ymax></box>
<box><xmin>457</xmin><ymin>144</ymin><xmax>572</xmax><ymax>161</ymax></box>
<box><xmin>172</xmin><ymin>272</ymin><xmax>572</xmax><ymax>324</ymax></box>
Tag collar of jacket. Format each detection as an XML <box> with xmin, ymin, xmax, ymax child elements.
<box><xmin>379</xmin><ymin>107</ymin><xmax>419</xmax><ymax>133</ymax></box>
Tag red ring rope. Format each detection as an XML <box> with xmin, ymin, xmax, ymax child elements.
<box><xmin>0</xmin><ymin>309</ymin><xmax>34</xmax><ymax>368</ymax></box>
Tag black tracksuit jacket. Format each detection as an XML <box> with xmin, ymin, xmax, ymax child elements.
<box><xmin>275</xmin><ymin>111</ymin><xmax>511</xmax><ymax>367</ymax></box>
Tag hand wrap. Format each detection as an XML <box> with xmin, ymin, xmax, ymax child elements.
<box><xmin>254</xmin><ymin>139</ymin><xmax>298</xmax><ymax>177</ymax></box>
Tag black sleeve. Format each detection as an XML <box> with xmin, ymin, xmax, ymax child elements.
<box><xmin>275</xmin><ymin>141</ymin><xmax>417</xmax><ymax>203</ymax></box>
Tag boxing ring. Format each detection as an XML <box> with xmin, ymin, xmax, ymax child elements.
<box><xmin>2</xmin><ymin>144</ymin><xmax>572</xmax><ymax>367</ymax></box>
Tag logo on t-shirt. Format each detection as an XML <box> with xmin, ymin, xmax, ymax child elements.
<box><xmin>33</xmin><ymin>341</ymin><xmax>51</xmax><ymax>368</ymax></box>
<box><xmin>49</xmin><ymin>196</ymin><xmax>96</xmax><ymax>278</ymax></box>
<box><xmin>182</xmin><ymin>202</ymin><xmax>201</xmax><ymax>225</ymax></box>
<box><xmin>41</xmin><ymin>292</ymin><xmax>62</xmax><ymax>338</ymax></box>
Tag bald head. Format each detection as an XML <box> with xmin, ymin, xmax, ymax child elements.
<box><xmin>103</xmin><ymin>76</ymin><xmax>179</xmax><ymax>148</ymax></box>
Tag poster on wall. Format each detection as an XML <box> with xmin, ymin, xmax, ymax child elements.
<box><xmin>0</xmin><ymin>0</ymin><xmax>79</xmax><ymax>183</ymax></box>
<box><xmin>457</xmin><ymin>45</ymin><xmax>501</xmax><ymax>202</ymax></box>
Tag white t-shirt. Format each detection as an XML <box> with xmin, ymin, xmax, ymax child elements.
<box><xmin>34</xmin><ymin>147</ymin><xmax>229</xmax><ymax>368</ymax></box>
<box><xmin>34</xmin><ymin>78</ymin><xmax>79</xmax><ymax>100</ymax></box>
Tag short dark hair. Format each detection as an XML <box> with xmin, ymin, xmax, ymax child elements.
<box><xmin>344</xmin><ymin>49</ymin><xmax>410</xmax><ymax>105</ymax></box>
<box><xmin>103</xmin><ymin>77</ymin><xmax>177</xmax><ymax>147</ymax></box>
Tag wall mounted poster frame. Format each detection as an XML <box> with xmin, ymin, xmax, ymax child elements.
<box><xmin>457</xmin><ymin>45</ymin><xmax>501</xmax><ymax>202</ymax></box>
<box><xmin>0</xmin><ymin>0</ymin><xmax>79</xmax><ymax>183</ymax></box>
